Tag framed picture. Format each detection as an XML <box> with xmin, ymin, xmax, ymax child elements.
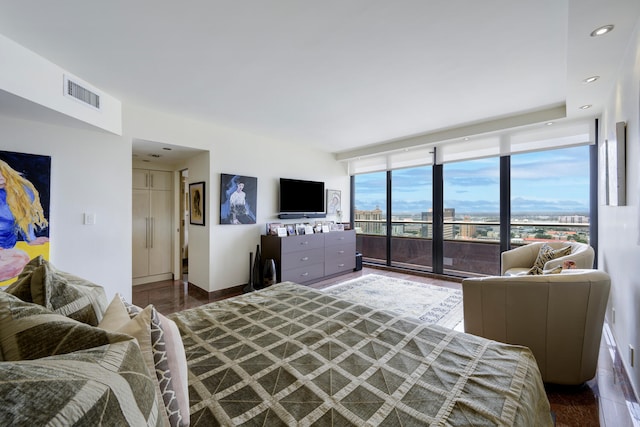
<box><xmin>220</xmin><ymin>174</ymin><xmax>258</xmax><ymax>224</ymax></box>
<box><xmin>0</xmin><ymin>150</ymin><xmax>51</xmax><ymax>286</ymax></box>
<box><xmin>189</xmin><ymin>181</ymin><xmax>206</xmax><ymax>226</ymax></box>
<box><xmin>267</xmin><ymin>222</ymin><xmax>282</xmax><ymax>235</ymax></box>
<box><xmin>607</xmin><ymin>121</ymin><xmax>627</xmax><ymax>206</ymax></box>
<box><xmin>327</xmin><ymin>189</ymin><xmax>341</xmax><ymax>215</ymax></box>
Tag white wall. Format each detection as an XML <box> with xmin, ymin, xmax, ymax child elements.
<box><xmin>0</xmin><ymin>114</ymin><xmax>132</xmax><ymax>301</ymax></box>
<box><xmin>599</xmin><ymin>15</ymin><xmax>640</xmax><ymax>398</ymax></box>
<box><xmin>123</xmin><ymin>104</ymin><xmax>350</xmax><ymax>292</ymax></box>
<box><xmin>0</xmin><ymin>34</ymin><xmax>122</xmax><ymax>135</ymax></box>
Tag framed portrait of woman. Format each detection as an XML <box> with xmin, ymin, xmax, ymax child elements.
<box><xmin>326</xmin><ymin>189</ymin><xmax>341</xmax><ymax>215</ymax></box>
<box><xmin>189</xmin><ymin>181</ymin><xmax>206</xmax><ymax>226</ymax></box>
<box><xmin>0</xmin><ymin>150</ymin><xmax>51</xmax><ymax>286</ymax></box>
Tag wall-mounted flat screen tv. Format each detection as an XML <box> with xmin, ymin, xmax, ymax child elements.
<box><xmin>279</xmin><ymin>178</ymin><xmax>325</xmax><ymax>214</ymax></box>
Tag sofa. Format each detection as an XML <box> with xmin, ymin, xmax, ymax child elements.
<box><xmin>462</xmin><ymin>269</ymin><xmax>610</xmax><ymax>385</ymax></box>
<box><xmin>0</xmin><ymin>256</ymin><xmax>189</xmax><ymax>427</ymax></box>
<box><xmin>501</xmin><ymin>241</ymin><xmax>595</xmax><ymax>275</ymax></box>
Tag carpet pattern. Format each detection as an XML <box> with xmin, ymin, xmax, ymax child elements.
<box><xmin>322</xmin><ymin>274</ymin><xmax>463</xmax><ymax>329</ymax></box>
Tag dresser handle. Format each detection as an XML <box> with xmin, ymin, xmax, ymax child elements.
<box><xmin>301</xmin><ymin>241</ymin><xmax>309</xmax><ymax>245</ymax></box>
<box><xmin>301</xmin><ymin>272</ymin><xmax>309</xmax><ymax>277</ymax></box>
<box><xmin>338</xmin><ymin>263</ymin><xmax>345</xmax><ymax>267</ymax></box>
<box><xmin>338</xmin><ymin>250</ymin><xmax>344</xmax><ymax>254</ymax></box>
<box><xmin>301</xmin><ymin>256</ymin><xmax>309</xmax><ymax>261</ymax></box>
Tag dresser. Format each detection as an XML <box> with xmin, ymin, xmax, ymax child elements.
<box><xmin>261</xmin><ymin>230</ymin><xmax>356</xmax><ymax>285</ymax></box>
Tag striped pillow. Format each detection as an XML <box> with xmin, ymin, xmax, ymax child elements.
<box><xmin>0</xmin><ymin>291</ymin><xmax>163</xmax><ymax>425</ymax></box>
<box><xmin>5</xmin><ymin>256</ymin><xmax>107</xmax><ymax>326</ymax></box>
<box><xmin>111</xmin><ymin>296</ymin><xmax>188</xmax><ymax>427</ymax></box>
<box><xmin>0</xmin><ymin>291</ymin><xmax>128</xmax><ymax>361</ymax></box>
<box><xmin>527</xmin><ymin>244</ymin><xmax>572</xmax><ymax>275</ymax></box>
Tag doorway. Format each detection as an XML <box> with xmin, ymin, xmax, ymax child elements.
<box><xmin>180</xmin><ymin>169</ymin><xmax>189</xmax><ymax>284</ymax></box>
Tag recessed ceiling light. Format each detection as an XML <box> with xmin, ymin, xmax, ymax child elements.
<box><xmin>579</xmin><ymin>104</ymin><xmax>592</xmax><ymax>110</ymax></box>
<box><xmin>546</xmin><ymin>122</ymin><xmax>554</xmax><ymax>126</ymax></box>
<box><xmin>162</xmin><ymin>147</ymin><xmax>172</xmax><ymax>151</ymax></box>
<box><xmin>583</xmin><ymin>76</ymin><xmax>600</xmax><ymax>83</ymax></box>
<box><xmin>463</xmin><ymin>137</ymin><xmax>470</xmax><ymax>141</ymax></box>
<box><xmin>590</xmin><ymin>24</ymin><xmax>614</xmax><ymax>37</ymax></box>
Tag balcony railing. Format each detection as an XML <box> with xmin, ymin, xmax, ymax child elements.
<box><xmin>354</xmin><ymin>219</ymin><xmax>590</xmax><ymax>277</ymax></box>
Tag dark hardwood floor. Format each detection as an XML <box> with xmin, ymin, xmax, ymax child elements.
<box><xmin>133</xmin><ymin>267</ymin><xmax>639</xmax><ymax>427</ymax></box>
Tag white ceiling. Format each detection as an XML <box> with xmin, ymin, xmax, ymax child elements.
<box><xmin>0</xmin><ymin>0</ymin><xmax>638</xmax><ymax>162</ymax></box>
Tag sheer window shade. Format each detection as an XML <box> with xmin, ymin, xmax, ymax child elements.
<box><xmin>346</xmin><ymin>119</ymin><xmax>594</xmax><ymax>174</ymax></box>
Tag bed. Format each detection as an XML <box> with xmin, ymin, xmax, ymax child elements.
<box><xmin>169</xmin><ymin>282</ymin><xmax>553</xmax><ymax>426</ymax></box>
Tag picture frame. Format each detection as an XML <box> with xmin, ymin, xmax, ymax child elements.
<box><xmin>326</xmin><ymin>189</ymin><xmax>341</xmax><ymax>215</ymax></box>
<box><xmin>220</xmin><ymin>173</ymin><xmax>258</xmax><ymax>224</ymax></box>
<box><xmin>189</xmin><ymin>181</ymin><xmax>206</xmax><ymax>226</ymax></box>
<box><xmin>607</xmin><ymin>121</ymin><xmax>627</xmax><ymax>206</ymax></box>
<box><xmin>267</xmin><ymin>222</ymin><xmax>282</xmax><ymax>236</ymax></box>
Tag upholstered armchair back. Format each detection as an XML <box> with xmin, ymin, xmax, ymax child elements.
<box><xmin>462</xmin><ymin>270</ymin><xmax>610</xmax><ymax>385</ymax></box>
<box><xmin>501</xmin><ymin>241</ymin><xmax>595</xmax><ymax>275</ymax></box>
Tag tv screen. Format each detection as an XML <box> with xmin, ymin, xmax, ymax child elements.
<box><xmin>279</xmin><ymin>178</ymin><xmax>325</xmax><ymax>214</ymax></box>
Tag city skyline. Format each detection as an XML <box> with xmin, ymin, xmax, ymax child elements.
<box><xmin>354</xmin><ymin>146</ymin><xmax>590</xmax><ymax>215</ymax></box>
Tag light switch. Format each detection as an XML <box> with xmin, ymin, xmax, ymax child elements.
<box><xmin>84</xmin><ymin>213</ymin><xmax>96</xmax><ymax>225</ymax></box>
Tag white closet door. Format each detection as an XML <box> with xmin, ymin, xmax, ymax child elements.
<box><xmin>148</xmin><ymin>189</ymin><xmax>173</xmax><ymax>275</ymax></box>
<box><xmin>132</xmin><ymin>188</ymin><xmax>151</xmax><ymax>278</ymax></box>
<box><xmin>149</xmin><ymin>170</ymin><xmax>172</xmax><ymax>191</ymax></box>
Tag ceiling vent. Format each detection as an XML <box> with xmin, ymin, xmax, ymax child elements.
<box><xmin>63</xmin><ymin>75</ymin><xmax>101</xmax><ymax>110</ymax></box>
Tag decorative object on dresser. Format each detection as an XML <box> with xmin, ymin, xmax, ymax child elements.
<box><xmin>262</xmin><ymin>258</ymin><xmax>276</xmax><ymax>288</ymax></box>
<box><xmin>261</xmin><ymin>229</ymin><xmax>356</xmax><ymax>285</ymax></box>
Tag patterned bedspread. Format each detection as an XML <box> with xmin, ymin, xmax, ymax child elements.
<box><xmin>169</xmin><ymin>282</ymin><xmax>552</xmax><ymax>426</ymax></box>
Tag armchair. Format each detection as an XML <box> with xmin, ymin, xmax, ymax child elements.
<box><xmin>501</xmin><ymin>241</ymin><xmax>594</xmax><ymax>275</ymax></box>
<box><xmin>462</xmin><ymin>270</ymin><xmax>610</xmax><ymax>385</ymax></box>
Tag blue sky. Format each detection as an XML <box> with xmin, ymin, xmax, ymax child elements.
<box><xmin>355</xmin><ymin>146</ymin><xmax>590</xmax><ymax>215</ymax></box>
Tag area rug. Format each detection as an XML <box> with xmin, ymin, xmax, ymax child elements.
<box><xmin>322</xmin><ymin>274</ymin><xmax>463</xmax><ymax>329</ymax></box>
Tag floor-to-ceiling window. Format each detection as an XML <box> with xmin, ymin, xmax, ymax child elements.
<box><xmin>353</xmin><ymin>171</ymin><xmax>387</xmax><ymax>263</ymax></box>
<box><xmin>351</xmin><ymin>140</ymin><xmax>593</xmax><ymax>277</ymax></box>
<box><xmin>510</xmin><ymin>145</ymin><xmax>590</xmax><ymax>246</ymax></box>
<box><xmin>443</xmin><ymin>157</ymin><xmax>501</xmax><ymax>275</ymax></box>
<box><xmin>390</xmin><ymin>166</ymin><xmax>433</xmax><ymax>270</ymax></box>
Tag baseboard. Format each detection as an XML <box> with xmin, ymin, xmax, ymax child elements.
<box><xmin>602</xmin><ymin>322</ymin><xmax>640</xmax><ymax>404</ymax></box>
<box><xmin>187</xmin><ymin>282</ymin><xmax>245</xmax><ymax>302</ymax></box>
<box><xmin>133</xmin><ymin>272</ymin><xmax>174</xmax><ymax>286</ymax></box>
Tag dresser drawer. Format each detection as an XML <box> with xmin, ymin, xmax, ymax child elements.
<box><xmin>325</xmin><ymin>255</ymin><xmax>355</xmax><ymax>276</ymax></box>
<box><xmin>281</xmin><ymin>234</ymin><xmax>324</xmax><ymax>254</ymax></box>
<box><xmin>280</xmin><ymin>247</ymin><xmax>324</xmax><ymax>271</ymax></box>
<box><xmin>325</xmin><ymin>242</ymin><xmax>353</xmax><ymax>261</ymax></box>
<box><xmin>324</xmin><ymin>231</ymin><xmax>355</xmax><ymax>247</ymax></box>
<box><xmin>281</xmin><ymin>263</ymin><xmax>325</xmax><ymax>284</ymax></box>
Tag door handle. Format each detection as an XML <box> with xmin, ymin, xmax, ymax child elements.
<box><xmin>145</xmin><ymin>218</ymin><xmax>150</xmax><ymax>248</ymax></box>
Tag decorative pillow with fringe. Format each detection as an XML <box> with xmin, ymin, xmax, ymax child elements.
<box><xmin>527</xmin><ymin>244</ymin><xmax>572</xmax><ymax>275</ymax></box>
